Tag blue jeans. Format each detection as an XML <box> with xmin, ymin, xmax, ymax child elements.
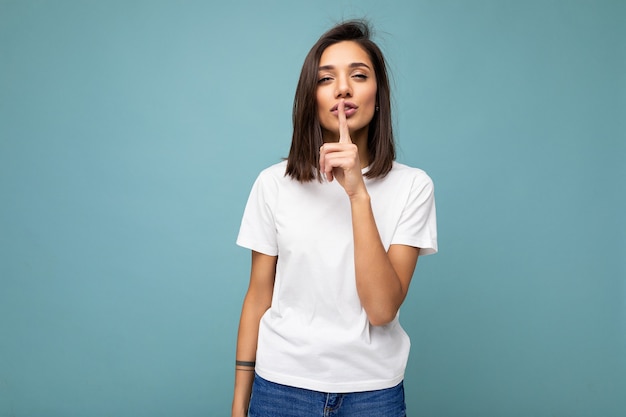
<box><xmin>249</xmin><ymin>374</ymin><xmax>406</xmax><ymax>417</ymax></box>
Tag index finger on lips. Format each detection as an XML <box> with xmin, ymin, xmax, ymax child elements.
<box><xmin>338</xmin><ymin>100</ymin><xmax>351</xmax><ymax>144</ymax></box>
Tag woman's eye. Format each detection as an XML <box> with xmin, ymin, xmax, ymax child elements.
<box><xmin>353</xmin><ymin>73</ymin><xmax>368</xmax><ymax>80</ymax></box>
<box><xmin>318</xmin><ymin>76</ymin><xmax>333</xmax><ymax>83</ymax></box>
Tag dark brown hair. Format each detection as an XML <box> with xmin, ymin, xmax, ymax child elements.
<box><xmin>285</xmin><ymin>20</ymin><xmax>395</xmax><ymax>182</ymax></box>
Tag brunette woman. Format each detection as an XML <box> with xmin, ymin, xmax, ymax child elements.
<box><xmin>232</xmin><ymin>20</ymin><xmax>437</xmax><ymax>417</ymax></box>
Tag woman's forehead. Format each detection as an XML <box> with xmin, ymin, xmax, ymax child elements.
<box><xmin>319</xmin><ymin>41</ymin><xmax>372</xmax><ymax>67</ymax></box>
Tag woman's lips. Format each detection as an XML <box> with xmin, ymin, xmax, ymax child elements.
<box><xmin>331</xmin><ymin>102</ymin><xmax>358</xmax><ymax>117</ymax></box>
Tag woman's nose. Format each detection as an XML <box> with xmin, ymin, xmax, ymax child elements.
<box><xmin>335</xmin><ymin>77</ymin><xmax>352</xmax><ymax>98</ymax></box>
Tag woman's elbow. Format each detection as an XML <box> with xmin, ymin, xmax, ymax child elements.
<box><xmin>367</xmin><ymin>309</ymin><xmax>398</xmax><ymax>327</ymax></box>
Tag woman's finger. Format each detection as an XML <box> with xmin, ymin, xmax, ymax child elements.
<box><xmin>338</xmin><ymin>100</ymin><xmax>351</xmax><ymax>144</ymax></box>
<box><xmin>319</xmin><ymin>145</ymin><xmax>334</xmax><ymax>182</ymax></box>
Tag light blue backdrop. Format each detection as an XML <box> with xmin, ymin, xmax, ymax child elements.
<box><xmin>1</xmin><ymin>1</ymin><xmax>624</xmax><ymax>416</ymax></box>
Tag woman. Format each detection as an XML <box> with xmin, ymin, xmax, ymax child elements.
<box><xmin>232</xmin><ymin>20</ymin><xmax>437</xmax><ymax>417</ymax></box>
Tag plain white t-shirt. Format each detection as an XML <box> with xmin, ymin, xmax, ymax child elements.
<box><xmin>237</xmin><ymin>160</ymin><xmax>437</xmax><ymax>393</ymax></box>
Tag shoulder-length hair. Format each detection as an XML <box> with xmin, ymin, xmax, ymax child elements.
<box><xmin>285</xmin><ymin>20</ymin><xmax>395</xmax><ymax>182</ymax></box>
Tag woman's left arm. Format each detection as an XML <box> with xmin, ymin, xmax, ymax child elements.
<box><xmin>320</xmin><ymin>101</ymin><xmax>420</xmax><ymax>326</ymax></box>
<box><xmin>350</xmin><ymin>193</ymin><xmax>419</xmax><ymax>326</ymax></box>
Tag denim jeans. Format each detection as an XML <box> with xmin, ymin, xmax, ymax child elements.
<box><xmin>249</xmin><ymin>373</ymin><xmax>406</xmax><ymax>417</ymax></box>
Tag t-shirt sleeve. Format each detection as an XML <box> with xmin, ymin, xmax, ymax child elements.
<box><xmin>236</xmin><ymin>171</ymin><xmax>278</xmax><ymax>256</ymax></box>
<box><xmin>391</xmin><ymin>171</ymin><xmax>438</xmax><ymax>256</ymax></box>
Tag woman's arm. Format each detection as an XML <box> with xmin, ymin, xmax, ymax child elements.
<box><xmin>319</xmin><ymin>100</ymin><xmax>419</xmax><ymax>326</ymax></box>
<box><xmin>350</xmin><ymin>194</ymin><xmax>419</xmax><ymax>326</ymax></box>
<box><xmin>231</xmin><ymin>251</ymin><xmax>277</xmax><ymax>417</ymax></box>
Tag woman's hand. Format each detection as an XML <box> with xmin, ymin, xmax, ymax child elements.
<box><xmin>319</xmin><ymin>100</ymin><xmax>367</xmax><ymax>199</ymax></box>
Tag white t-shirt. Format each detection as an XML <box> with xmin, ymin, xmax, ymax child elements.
<box><xmin>237</xmin><ymin>160</ymin><xmax>437</xmax><ymax>393</ymax></box>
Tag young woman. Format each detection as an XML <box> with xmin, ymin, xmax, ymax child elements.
<box><xmin>232</xmin><ymin>20</ymin><xmax>437</xmax><ymax>417</ymax></box>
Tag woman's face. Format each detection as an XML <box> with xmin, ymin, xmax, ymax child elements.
<box><xmin>316</xmin><ymin>41</ymin><xmax>377</xmax><ymax>143</ymax></box>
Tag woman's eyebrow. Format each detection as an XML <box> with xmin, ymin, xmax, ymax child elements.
<box><xmin>318</xmin><ymin>62</ymin><xmax>372</xmax><ymax>71</ymax></box>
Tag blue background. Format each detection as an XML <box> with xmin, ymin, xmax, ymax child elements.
<box><xmin>1</xmin><ymin>0</ymin><xmax>624</xmax><ymax>416</ymax></box>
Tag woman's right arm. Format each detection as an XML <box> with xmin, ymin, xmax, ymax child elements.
<box><xmin>231</xmin><ymin>250</ymin><xmax>277</xmax><ymax>417</ymax></box>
